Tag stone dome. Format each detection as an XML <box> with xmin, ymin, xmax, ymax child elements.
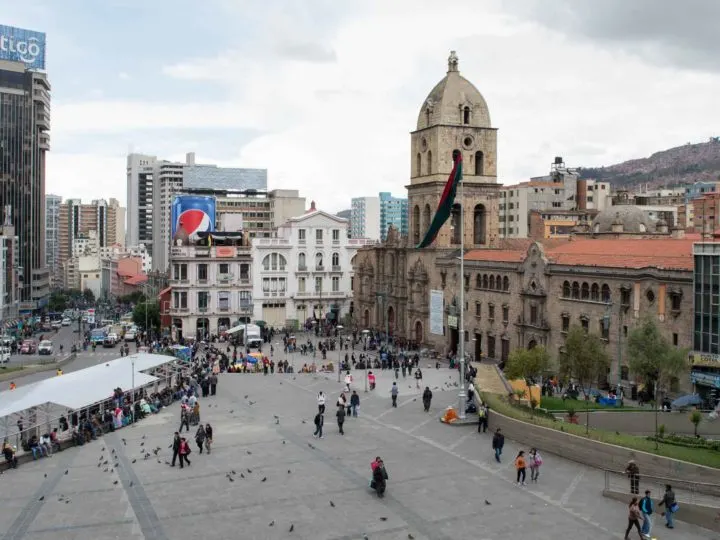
<box><xmin>416</xmin><ymin>51</ymin><xmax>491</xmax><ymax>130</ymax></box>
<box><xmin>592</xmin><ymin>206</ymin><xmax>651</xmax><ymax>234</ymax></box>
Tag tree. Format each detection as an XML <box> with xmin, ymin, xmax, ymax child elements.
<box><xmin>558</xmin><ymin>325</ymin><xmax>611</xmax><ymax>397</ymax></box>
<box><xmin>48</xmin><ymin>291</ymin><xmax>67</xmax><ymax>312</ymax></box>
<box><xmin>132</xmin><ymin>301</ymin><xmax>160</xmax><ymax>332</ymax></box>
<box><xmin>690</xmin><ymin>410</ymin><xmax>702</xmax><ymax>438</ymax></box>
<box><xmin>627</xmin><ymin>317</ymin><xmax>689</xmax><ymax>401</ymax></box>
<box><xmin>504</xmin><ymin>346</ymin><xmax>551</xmax><ymax>385</ymax></box>
<box><xmin>82</xmin><ymin>288</ymin><xmax>95</xmax><ymax>304</ymax></box>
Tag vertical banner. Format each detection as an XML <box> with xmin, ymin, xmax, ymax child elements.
<box><xmin>429</xmin><ymin>289</ymin><xmax>444</xmax><ymax>335</ymax></box>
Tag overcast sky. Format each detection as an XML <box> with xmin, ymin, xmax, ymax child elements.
<box><xmin>5</xmin><ymin>0</ymin><xmax>720</xmax><ymax>212</ymax></box>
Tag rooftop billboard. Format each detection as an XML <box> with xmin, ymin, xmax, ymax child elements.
<box><xmin>0</xmin><ymin>25</ymin><xmax>46</xmax><ymax>70</ymax></box>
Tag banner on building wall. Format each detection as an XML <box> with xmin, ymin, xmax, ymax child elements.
<box><xmin>429</xmin><ymin>289</ymin><xmax>443</xmax><ymax>335</ymax></box>
<box><xmin>690</xmin><ymin>351</ymin><xmax>720</xmax><ymax>367</ymax></box>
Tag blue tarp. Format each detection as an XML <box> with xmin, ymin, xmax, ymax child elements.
<box><xmin>671</xmin><ymin>394</ymin><xmax>702</xmax><ymax>409</ymax></box>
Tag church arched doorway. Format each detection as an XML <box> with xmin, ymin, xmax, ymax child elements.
<box><xmin>363</xmin><ymin>309</ymin><xmax>369</xmax><ymax>329</ymax></box>
<box><xmin>387</xmin><ymin>305</ymin><xmax>395</xmax><ymax>336</ymax></box>
<box><xmin>414</xmin><ymin>321</ymin><xmax>423</xmax><ymax>344</ymax></box>
<box><xmin>450</xmin><ymin>203</ymin><xmax>461</xmax><ymax>244</ymax></box>
<box><xmin>528</xmin><ymin>339</ymin><xmax>537</xmax><ymax>350</ymax></box>
<box><xmin>474</xmin><ymin>204</ymin><xmax>486</xmax><ymax>245</ymax></box>
<box><xmin>412</xmin><ymin>205</ymin><xmax>420</xmax><ymax>245</ymax></box>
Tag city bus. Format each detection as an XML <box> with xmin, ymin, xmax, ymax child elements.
<box><xmin>90</xmin><ymin>327</ymin><xmax>108</xmax><ymax>344</ymax></box>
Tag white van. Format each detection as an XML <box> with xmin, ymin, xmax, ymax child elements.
<box><xmin>0</xmin><ymin>346</ymin><xmax>10</xmax><ymax>365</ymax></box>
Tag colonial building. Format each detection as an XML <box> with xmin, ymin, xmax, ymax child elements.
<box><xmin>251</xmin><ymin>202</ymin><xmax>373</xmax><ymax>329</ymax></box>
<box><xmin>168</xmin><ymin>231</ymin><xmax>253</xmax><ymax>340</ymax></box>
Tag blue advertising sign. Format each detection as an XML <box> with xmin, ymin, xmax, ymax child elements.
<box><xmin>171</xmin><ymin>195</ymin><xmax>216</xmax><ymax>240</ymax></box>
<box><xmin>0</xmin><ymin>25</ymin><xmax>46</xmax><ymax>70</ymax></box>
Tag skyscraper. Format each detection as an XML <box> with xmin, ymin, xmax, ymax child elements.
<box><xmin>0</xmin><ymin>25</ymin><xmax>50</xmax><ymax>309</ymax></box>
<box><xmin>57</xmin><ymin>198</ymin><xmax>120</xmax><ymax>269</ymax></box>
<box><xmin>45</xmin><ymin>193</ymin><xmax>61</xmax><ymax>287</ymax></box>
<box><xmin>379</xmin><ymin>192</ymin><xmax>408</xmax><ymax>241</ymax></box>
<box><xmin>350</xmin><ymin>196</ymin><xmax>380</xmax><ymax>240</ymax></box>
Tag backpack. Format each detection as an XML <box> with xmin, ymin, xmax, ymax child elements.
<box><xmin>534</xmin><ymin>453</ymin><xmax>543</xmax><ymax>466</ymax></box>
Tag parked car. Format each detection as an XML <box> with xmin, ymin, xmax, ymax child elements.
<box><xmin>51</xmin><ymin>320</ymin><xmax>62</xmax><ymax>329</ymax></box>
<box><xmin>103</xmin><ymin>335</ymin><xmax>116</xmax><ymax>348</ymax></box>
<box><xmin>20</xmin><ymin>340</ymin><xmax>37</xmax><ymax>354</ymax></box>
<box><xmin>0</xmin><ymin>347</ymin><xmax>10</xmax><ymax>364</ymax></box>
<box><xmin>61</xmin><ymin>318</ymin><xmax>71</xmax><ymax>326</ymax></box>
<box><xmin>38</xmin><ymin>340</ymin><xmax>54</xmax><ymax>355</ymax></box>
<box><xmin>124</xmin><ymin>330</ymin><xmax>136</xmax><ymax>342</ymax></box>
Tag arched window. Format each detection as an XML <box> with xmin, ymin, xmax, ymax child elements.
<box><xmin>496</xmin><ymin>275</ymin><xmax>502</xmax><ymax>290</ymax></box>
<box><xmin>475</xmin><ymin>151</ymin><xmax>484</xmax><ymax>176</ymax></box>
<box><xmin>489</xmin><ymin>275</ymin><xmax>495</xmax><ymax>290</ymax></box>
<box><xmin>473</xmin><ymin>204</ymin><xmax>486</xmax><ymax>245</ymax></box>
<box><xmin>503</xmin><ymin>276</ymin><xmax>510</xmax><ymax>291</ymax></box>
<box><xmin>423</xmin><ymin>204</ymin><xmax>431</xmax><ymax>234</ymax></box>
<box><xmin>315</xmin><ymin>253</ymin><xmax>323</xmax><ymax>270</ymax></box>
<box><xmin>425</xmin><ymin>108</ymin><xmax>431</xmax><ymax>126</ymax></box>
<box><xmin>298</xmin><ymin>252</ymin><xmax>306</xmax><ymax>269</ymax></box>
<box><xmin>591</xmin><ymin>283</ymin><xmax>599</xmax><ymax>301</ymax></box>
<box><xmin>416</xmin><ymin>152</ymin><xmax>422</xmax><ymax>176</ymax></box>
<box><xmin>450</xmin><ymin>203</ymin><xmax>461</xmax><ymax>244</ymax></box>
<box><xmin>562</xmin><ymin>281</ymin><xmax>571</xmax><ymax>298</ymax></box>
<box><xmin>581</xmin><ymin>282</ymin><xmax>590</xmax><ymax>300</ymax></box>
<box><xmin>476</xmin><ymin>275</ymin><xmax>482</xmax><ymax>288</ymax></box>
<box><xmin>482</xmin><ymin>275</ymin><xmax>488</xmax><ymax>289</ymax></box>
<box><xmin>412</xmin><ymin>205</ymin><xmax>420</xmax><ymax>244</ymax></box>
<box><xmin>601</xmin><ymin>284</ymin><xmax>611</xmax><ymax>303</ymax></box>
<box><xmin>262</xmin><ymin>253</ymin><xmax>287</xmax><ymax>271</ymax></box>
<box><xmin>332</xmin><ymin>252</ymin><xmax>340</xmax><ymax>268</ymax></box>
<box><xmin>427</xmin><ymin>150</ymin><xmax>433</xmax><ymax>175</ymax></box>
<box><xmin>571</xmin><ymin>281</ymin><xmax>580</xmax><ymax>299</ymax></box>
<box><xmin>463</xmin><ymin>106</ymin><xmax>470</xmax><ymax>125</ymax></box>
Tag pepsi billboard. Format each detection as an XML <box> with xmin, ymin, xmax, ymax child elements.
<box><xmin>171</xmin><ymin>195</ymin><xmax>216</xmax><ymax>241</ymax></box>
<box><xmin>0</xmin><ymin>25</ymin><xmax>46</xmax><ymax>70</ymax></box>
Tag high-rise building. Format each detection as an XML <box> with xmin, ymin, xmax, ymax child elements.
<box><xmin>126</xmin><ymin>153</ymin><xmax>157</xmax><ymax>255</ymax></box>
<box><xmin>379</xmin><ymin>192</ymin><xmax>408</xmax><ymax>241</ymax></box>
<box><xmin>152</xmin><ymin>154</ymin><xmax>192</xmax><ymax>273</ymax></box>
<box><xmin>350</xmin><ymin>196</ymin><xmax>380</xmax><ymax>240</ymax></box>
<box><xmin>0</xmin><ymin>26</ymin><xmax>51</xmax><ymax>309</ymax></box>
<box><xmin>108</xmin><ymin>198</ymin><xmax>126</xmax><ymax>247</ymax></box>
<box><xmin>691</xmin><ymin>242</ymin><xmax>720</xmax><ymax>402</ymax></box>
<box><xmin>57</xmin><ymin>199</ymin><xmax>120</xmax><ymax>270</ymax></box>
<box><xmin>45</xmin><ymin>194</ymin><xmax>61</xmax><ymax>287</ymax></box>
<box><xmin>0</xmin><ymin>212</ymin><xmax>20</xmax><ymax>323</ymax></box>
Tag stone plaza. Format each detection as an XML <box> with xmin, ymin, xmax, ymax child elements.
<box><xmin>1</xmin><ymin>365</ymin><xmax>716</xmax><ymax>540</ymax></box>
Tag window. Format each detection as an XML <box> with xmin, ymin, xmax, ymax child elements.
<box><xmin>503</xmin><ymin>276</ymin><xmax>509</xmax><ymax>291</ymax></box>
<box><xmin>298</xmin><ymin>252</ymin><xmax>306</xmax><ymax>269</ymax></box>
<box><xmin>581</xmin><ymin>283</ymin><xmax>589</xmax><ymax>300</ymax></box>
<box><xmin>572</xmin><ymin>282</ymin><xmax>580</xmax><ymax>299</ymax></box>
<box><xmin>240</xmin><ymin>264</ymin><xmax>249</xmax><ymax>280</ymax></box>
<box><xmin>463</xmin><ymin>106</ymin><xmax>470</xmax><ymax>125</ymax></box>
<box><xmin>561</xmin><ymin>314</ymin><xmax>570</xmax><ymax>332</ymax></box>
<box><xmin>173</xmin><ymin>263</ymin><xmax>187</xmax><ymax>281</ymax></box>
<box><xmin>197</xmin><ymin>291</ymin><xmax>209</xmax><ymax>311</ymax></box>
<box><xmin>581</xmin><ymin>317</ymin><xmax>589</xmax><ymax>332</ymax></box>
<box><xmin>197</xmin><ymin>264</ymin><xmax>208</xmax><ymax>282</ymax></box>
<box><xmin>489</xmin><ymin>275</ymin><xmax>495</xmax><ymax>289</ymax></box>
<box><xmin>670</xmin><ymin>294</ymin><xmax>682</xmax><ymax>311</ymax></box>
<box><xmin>502</xmin><ymin>305</ymin><xmax>509</xmax><ymax>323</ymax></box>
<box><xmin>262</xmin><ymin>253</ymin><xmax>287</xmax><ymax>271</ymax></box>
<box><xmin>298</xmin><ymin>229</ymin><xmax>306</xmax><ymax>242</ymax></box>
<box><xmin>331</xmin><ymin>253</ymin><xmax>340</xmax><ymax>268</ymax></box>
<box><xmin>298</xmin><ymin>277</ymin><xmax>306</xmax><ymax>293</ymax></box>
<box><xmin>315</xmin><ymin>253</ymin><xmax>324</xmax><ymax>270</ymax></box>
<box><xmin>315</xmin><ymin>277</ymin><xmax>323</xmax><ymax>292</ymax></box>
<box><xmin>646</xmin><ymin>289</ymin><xmax>655</xmax><ymax>304</ymax></box>
<box><xmin>620</xmin><ymin>366</ymin><xmax>629</xmax><ymax>380</ymax></box>
<box><xmin>620</xmin><ymin>287</ymin><xmax>631</xmax><ymax>307</ymax></box>
<box><xmin>600</xmin><ymin>319</ymin><xmax>609</xmax><ymax>340</ymax></box>
<box><xmin>315</xmin><ymin>229</ymin><xmax>323</xmax><ymax>243</ymax></box>
<box><xmin>239</xmin><ymin>290</ymin><xmax>251</xmax><ymax>308</ymax></box>
<box><xmin>332</xmin><ymin>229</ymin><xmax>340</xmax><ymax>242</ymax></box>
<box><xmin>476</xmin><ymin>275</ymin><xmax>482</xmax><ymax>288</ymax></box>
<box><xmin>488</xmin><ymin>335</ymin><xmax>496</xmax><ymax>359</ymax></box>
<box><xmin>488</xmin><ymin>303</ymin><xmax>495</xmax><ymax>320</ymax></box>
<box><xmin>173</xmin><ymin>291</ymin><xmax>187</xmax><ymax>309</ymax></box>
<box><xmin>218</xmin><ymin>291</ymin><xmax>230</xmax><ymax>311</ymax></box>
<box><xmin>530</xmin><ymin>305</ymin><xmax>538</xmax><ymax>325</ymax></box>
<box><xmin>562</xmin><ymin>281</ymin><xmax>571</xmax><ymax>298</ymax></box>
<box><xmin>332</xmin><ymin>277</ymin><xmax>340</xmax><ymax>292</ymax></box>
<box><xmin>673</xmin><ymin>333</ymin><xmax>679</xmax><ymax>346</ymax></box>
<box><xmin>475</xmin><ymin>302</ymin><xmax>481</xmax><ymax>317</ymax></box>
<box><xmin>601</xmin><ymin>284</ymin><xmax>611</xmax><ymax>303</ymax></box>
<box><xmin>591</xmin><ymin>283</ymin><xmax>599</xmax><ymax>301</ymax></box>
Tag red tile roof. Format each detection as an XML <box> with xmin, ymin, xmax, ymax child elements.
<box><xmin>546</xmin><ymin>238</ymin><xmax>695</xmax><ymax>271</ymax></box>
<box><xmin>124</xmin><ymin>275</ymin><xmax>148</xmax><ymax>286</ymax></box>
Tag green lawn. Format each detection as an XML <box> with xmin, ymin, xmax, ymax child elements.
<box><xmin>540</xmin><ymin>396</ymin><xmax>641</xmax><ymax>412</ymax></box>
<box><xmin>0</xmin><ymin>366</ymin><xmax>24</xmax><ymax>374</ymax></box>
<box><xmin>483</xmin><ymin>392</ymin><xmax>720</xmax><ymax>469</ymax></box>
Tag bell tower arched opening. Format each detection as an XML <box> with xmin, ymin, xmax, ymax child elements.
<box><xmin>451</xmin><ymin>203</ymin><xmax>461</xmax><ymax>245</ymax></box>
<box><xmin>412</xmin><ymin>205</ymin><xmax>420</xmax><ymax>244</ymax></box>
<box><xmin>473</xmin><ymin>204</ymin><xmax>486</xmax><ymax>245</ymax></box>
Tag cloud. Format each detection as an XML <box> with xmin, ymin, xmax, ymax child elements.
<box><xmin>274</xmin><ymin>40</ymin><xmax>337</xmax><ymax>63</ymax></box>
<box><xmin>508</xmin><ymin>0</ymin><xmax>720</xmax><ymax>73</ymax></box>
<box><xmin>118</xmin><ymin>72</ymin><xmax>131</xmax><ymax>80</ymax></box>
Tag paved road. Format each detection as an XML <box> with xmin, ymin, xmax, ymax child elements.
<box><xmin>0</xmin><ymin>368</ymin><xmax>715</xmax><ymax>540</ymax></box>
<box><xmin>8</xmin><ymin>325</ymin><xmax>83</xmax><ymax>364</ymax></box>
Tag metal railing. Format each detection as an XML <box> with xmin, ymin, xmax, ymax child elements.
<box><xmin>603</xmin><ymin>469</ymin><xmax>720</xmax><ymax>506</ymax></box>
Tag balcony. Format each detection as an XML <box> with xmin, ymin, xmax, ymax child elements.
<box><xmin>297</xmin><ymin>265</ymin><xmax>308</xmax><ymax>272</ymax></box>
<box><xmin>315</xmin><ymin>266</ymin><xmax>325</xmax><ymax>272</ymax></box>
<box><xmin>255</xmin><ymin>238</ymin><xmax>291</xmax><ymax>247</ymax></box>
<box><xmin>316</xmin><ymin>239</ymin><xmax>323</xmax><ymax>245</ymax></box>
<box><xmin>217</xmin><ymin>274</ymin><xmax>233</xmax><ymax>283</ymax></box>
<box><xmin>198</xmin><ymin>306</ymin><xmax>209</xmax><ymax>313</ymax></box>
<box><xmin>264</xmin><ymin>290</ymin><xmax>287</xmax><ymax>297</ymax></box>
<box><xmin>348</xmin><ymin>238</ymin><xmax>377</xmax><ymax>247</ymax></box>
<box><xmin>170</xmin><ymin>245</ymin><xmax>248</xmax><ymax>259</ymax></box>
<box><xmin>298</xmin><ymin>238</ymin><xmax>306</xmax><ymax>245</ymax></box>
<box><xmin>169</xmin><ymin>306</ymin><xmax>189</xmax><ymax>314</ymax></box>
<box><xmin>331</xmin><ymin>265</ymin><xmax>341</xmax><ymax>272</ymax></box>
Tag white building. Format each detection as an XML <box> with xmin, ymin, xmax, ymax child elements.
<box><xmin>0</xmin><ymin>221</ymin><xmax>20</xmax><ymax>324</ymax></box>
<box><xmin>251</xmin><ymin>203</ymin><xmax>375</xmax><ymax>328</ymax></box>
<box><xmin>167</xmin><ymin>232</ymin><xmax>253</xmax><ymax>340</ymax></box>
<box><xmin>126</xmin><ymin>154</ymin><xmax>157</xmax><ymax>256</ymax></box>
<box><xmin>45</xmin><ymin>194</ymin><xmax>62</xmax><ymax>286</ymax></box>
<box><xmin>78</xmin><ymin>256</ymin><xmax>102</xmax><ymax>299</ymax></box>
<box><xmin>99</xmin><ymin>243</ymin><xmax>152</xmax><ymax>273</ymax></box>
<box><xmin>350</xmin><ymin>196</ymin><xmax>380</xmax><ymax>240</ymax></box>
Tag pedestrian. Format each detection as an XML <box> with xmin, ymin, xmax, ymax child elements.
<box><xmin>344</xmin><ymin>371</ymin><xmax>353</xmax><ymax>392</ymax></box>
<box><xmin>317</xmin><ymin>392</ymin><xmax>326</xmax><ymax>414</ymax></box>
<box><xmin>477</xmin><ymin>404</ymin><xmax>487</xmax><ymax>432</ymax></box>
<box><xmin>528</xmin><ymin>447</ymin><xmax>543</xmax><ymax>482</ymax></box>
<box><xmin>350</xmin><ymin>391</ymin><xmax>360</xmax><ymax>417</ymax></box>
<box><xmin>414</xmin><ymin>368</ymin><xmax>422</xmax><ymax>389</ymax></box>
<box><xmin>639</xmin><ymin>489</ymin><xmax>654</xmax><ymax>537</ymax></box>
<box><xmin>336</xmin><ymin>405</ymin><xmax>346</xmax><ymax>435</ymax></box>
<box><xmin>195</xmin><ymin>424</ymin><xmax>206</xmax><ymax>454</ymax></box>
<box><xmin>422</xmin><ymin>386</ymin><xmax>432</xmax><ymax>412</ymax></box>
<box><xmin>209</xmin><ymin>373</ymin><xmax>218</xmax><ymax>396</ymax></box>
<box><xmin>391</xmin><ymin>382</ymin><xmax>399</xmax><ymax>407</ymax></box>
<box><xmin>514</xmin><ymin>450</ymin><xmax>527</xmax><ymax>486</ymax></box>
<box><xmin>178</xmin><ymin>437</ymin><xmax>191</xmax><ymax>468</ymax></box>
<box><xmin>370</xmin><ymin>456</ymin><xmax>389</xmax><ymax>498</ymax></box>
<box><xmin>179</xmin><ymin>405</ymin><xmax>190</xmax><ymax>432</ymax></box>
<box><xmin>368</xmin><ymin>371</ymin><xmax>376</xmax><ymax>390</ymax></box>
<box><xmin>625</xmin><ymin>460</ymin><xmax>640</xmax><ymax>495</ymax></box>
<box><xmin>625</xmin><ymin>496</ymin><xmax>644</xmax><ymax>539</ymax></box>
<box><xmin>658</xmin><ymin>484</ymin><xmax>677</xmax><ymax>529</ymax></box>
<box><xmin>492</xmin><ymin>428</ymin><xmax>504</xmax><ymax>463</ymax></box>
<box><xmin>204</xmin><ymin>423</ymin><xmax>213</xmax><ymax>454</ymax></box>
<box><xmin>313</xmin><ymin>411</ymin><xmax>324</xmax><ymax>439</ymax></box>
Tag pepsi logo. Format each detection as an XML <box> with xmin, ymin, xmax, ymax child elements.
<box><xmin>178</xmin><ymin>209</ymin><xmax>212</xmax><ymax>238</ymax></box>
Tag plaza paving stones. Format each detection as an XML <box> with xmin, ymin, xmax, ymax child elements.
<box><xmin>1</xmin><ymin>366</ymin><xmax>717</xmax><ymax>540</ymax></box>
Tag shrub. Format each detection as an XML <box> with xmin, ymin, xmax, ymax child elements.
<box><xmin>658</xmin><ymin>424</ymin><xmax>666</xmax><ymax>439</ymax></box>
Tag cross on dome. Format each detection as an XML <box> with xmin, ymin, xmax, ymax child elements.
<box><xmin>448</xmin><ymin>51</ymin><xmax>459</xmax><ymax>72</ymax></box>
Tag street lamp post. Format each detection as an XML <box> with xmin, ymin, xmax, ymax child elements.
<box><xmin>131</xmin><ymin>357</ymin><xmax>136</xmax><ymax>426</ymax></box>
<box><xmin>457</xmin><ymin>173</ymin><xmax>467</xmax><ymax>420</ymax></box>
<box><xmin>337</xmin><ymin>325</ymin><xmax>344</xmax><ymax>383</ymax></box>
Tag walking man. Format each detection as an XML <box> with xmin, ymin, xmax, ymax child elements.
<box><xmin>640</xmin><ymin>489</ymin><xmax>654</xmax><ymax>538</ymax></box>
<box><xmin>391</xmin><ymin>382</ymin><xmax>399</xmax><ymax>407</ymax></box>
<box><xmin>313</xmin><ymin>411</ymin><xmax>324</xmax><ymax>439</ymax></box>
<box><xmin>478</xmin><ymin>404</ymin><xmax>489</xmax><ymax>433</ymax></box>
<box><xmin>350</xmin><ymin>391</ymin><xmax>360</xmax><ymax>417</ymax></box>
<box><xmin>492</xmin><ymin>428</ymin><xmax>505</xmax><ymax>463</ymax></box>
<box><xmin>170</xmin><ymin>432</ymin><xmax>181</xmax><ymax>467</ymax></box>
<box><xmin>336</xmin><ymin>406</ymin><xmax>346</xmax><ymax>435</ymax></box>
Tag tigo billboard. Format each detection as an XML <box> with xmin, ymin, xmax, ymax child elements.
<box><xmin>0</xmin><ymin>25</ymin><xmax>46</xmax><ymax>70</ymax></box>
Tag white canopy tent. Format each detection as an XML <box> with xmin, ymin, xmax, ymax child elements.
<box><xmin>0</xmin><ymin>353</ymin><xmax>174</xmax><ymax>420</ymax></box>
